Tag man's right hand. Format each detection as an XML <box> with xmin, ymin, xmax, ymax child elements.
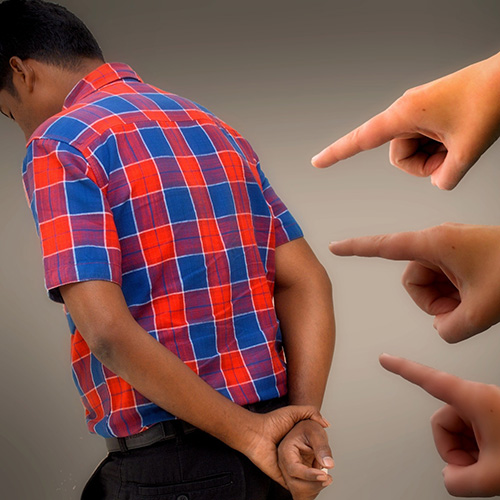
<box><xmin>312</xmin><ymin>51</ymin><xmax>500</xmax><ymax>190</ymax></box>
<box><xmin>330</xmin><ymin>223</ymin><xmax>500</xmax><ymax>343</ymax></box>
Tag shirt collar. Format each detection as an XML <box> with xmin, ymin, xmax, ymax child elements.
<box><xmin>63</xmin><ymin>62</ymin><xmax>143</xmax><ymax>109</ymax></box>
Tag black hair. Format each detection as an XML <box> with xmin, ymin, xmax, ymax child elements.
<box><xmin>0</xmin><ymin>0</ymin><xmax>104</xmax><ymax>93</ymax></box>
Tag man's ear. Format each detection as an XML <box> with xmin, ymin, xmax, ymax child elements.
<box><xmin>9</xmin><ymin>57</ymin><xmax>35</xmax><ymax>93</ymax></box>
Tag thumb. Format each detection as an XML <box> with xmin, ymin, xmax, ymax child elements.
<box><xmin>433</xmin><ymin>298</ymin><xmax>485</xmax><ymax>343</ymax></box>
<box><xmin>443</xmin><ymin>463</ymin><xmax>489</xmax><ymax>497</ymax></box>
<box><xmin>311</xmin><ymin>436</ymin><xmax>335</xmax><ymax>470</ymax></box>
<box><xmin>430</xmin><ymin>145</ymin><xmax>475</xmax><ymax>191</ymax></box>
<box><xmin>299</xmin><ymin>420</ymin><xmax>335</xmax><ymax>470</ymax></box>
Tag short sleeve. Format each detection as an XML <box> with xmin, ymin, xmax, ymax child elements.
<box><xmin>255</xmin><ymin>162</ymin><xmax>303</xmax><ymax>246</ymax></box>
<box><xmin>22</xmin><ymin>139</ymin><xmax>122</xmax><ymax>303</ymax></box>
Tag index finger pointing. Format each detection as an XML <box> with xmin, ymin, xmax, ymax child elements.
<box><xmin>329</xmin><ymin>230</ymin><xmax>431</xmax><ymax>262</ymax></box>
<box><xmin>311</xmin><ymin>106</ymin><xmax>406</xmax><ymax>168</ymax></box>
<box><xmin>379</xmin><ymin>353</ymin><xmax>467</xmax><ymax>410</ymax></box>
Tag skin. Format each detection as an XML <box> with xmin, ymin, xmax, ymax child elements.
<box><xmin>278</xmin><ymin>420</ymin><xmax>334</xmax><ymax>500</ymax></box>
<box><xmin>59</xmin><ymin>277</ymin><xmax>327</xmax><ymax>487</ymax></box>
<box><xmin>329</xmin><ymin>223</ymin><xmax>500</xmax><ymax>343</ymax></box>
<box><xmin>60</xmin><ymin>238</ymin><xmax>334</xmax><ymax>489</ymax></box>
<box><xmin>2</xmin><ymin>57</ymin><xmax>336</xmax><ymax>491</ymax></box>
<box><xmin>0</xmin><ymin>57</ymin><xmax>103</xmax><ymax>142</ymax></box>
<box><xmin>380</xmin><ymin>353</ymin><xmax>500</xmax><ymax>497</ymax></box>
<box><xmin>274</xmin><ymin>239</ymin><xmax>336</xmax><ymax>497</ymax></box>
<box><xmin>308</xmin><ymin>45</ymin><xmax>500</xmax><ymax>498</ymax></box>
<box><xmin>311</xmin><ymin>50</ymin><xmax>500</xmax><ymax>191</ymax></box>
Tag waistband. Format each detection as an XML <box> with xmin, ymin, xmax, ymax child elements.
<box><xmin>105</xmin><ymin>396</ymin><xmax>288</xmax><ymax>453</ymax></box>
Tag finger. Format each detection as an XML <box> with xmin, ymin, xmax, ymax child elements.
<box><xmin>389</xmin><ymin>137</ymin><xmax>448</xmax><ymax>178</ymax></box>
<box><xmin>379</xmin><ymin>354</ymin><xmax>468</xmax><ymax>410</ymax></box>
<box><xmin>329</xmin><ymin>230</ymin><xmax>431</xmax><ymax>262</ymax></box>
<box><xmin>283</xmin><ymin>461</ymin><xmax>331</xmax><ymax>482</ymax></box>
<box><xmin>402</xmin><ymin>261</ymin><xmax>460</xmax><ymax>316</ymax></box>
<box><xmin>431</xmin><ymin>405</ymin><xmax>477</xmax><ymax>466</ymax></box>
<box><xmin>306</xmin><ymin>426</ymin><xmax>335</xmax><ymax>470</ymax></box>
<box><xmin>285</xmin><ymin>478</ymin><xmax>331</xmax><ymax>500</ymax></box>
<box><xmin>278</xmin><ymin>439</ymin><xmax>330</xmax><ymax>482</ymax></box>
<box><xmin>311</xmin><ymin>107</ymin><xmax>407</xmax><ymax>168</ymax></box>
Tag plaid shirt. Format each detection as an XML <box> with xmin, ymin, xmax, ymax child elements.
<box><xmin>22</xmin><ymin>63</ymin><xmax>303</xmax><ymax>438</ymax></box>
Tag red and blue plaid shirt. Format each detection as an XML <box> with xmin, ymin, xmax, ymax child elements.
<box><xmin>22</xmin><ymin>63</ymin><xmax>303</xmax><ymax>438</ymax></box>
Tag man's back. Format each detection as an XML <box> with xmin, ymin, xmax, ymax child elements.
<box><xmin>23</xmin><ymin>62</ymin><xmax>303</xmax><ymax>437</ymax></box>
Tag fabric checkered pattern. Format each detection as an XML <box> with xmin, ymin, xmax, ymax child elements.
<box><xmin>22</xmin><ymin>63</ymin><xmax>303</xmax><ymax>438</ymax></box>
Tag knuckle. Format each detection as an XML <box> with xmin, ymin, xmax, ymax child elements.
<box><xmin>392</xmin><ymin>91</ymin><xmax>415</xmax><ymax>112</ymax></box>
<box><xmin>349</xmin><ymin>126</ymin><xmax>363</xmax><ymax>148</ymax></box>
<box><xmin>401</xmin><ymin>86</ymin><xmax>418</xmax><ymax>98</ymax></box>
<box><xmin>371</xmin><ymin>233</ymin><xmax>390</xmax><ymax>252</ymax></box>
<box><xmin>350</xmin><ymin>122</ymin><xmax>371</xmax><ymax>152</ymax></box>
<box><xmin>479</xmin><ymin>383</ymin><xmax>500</xmax><ymax>400</ymax></box>
<box><xmin>428</xmin><ymin>223</ymin><xmax>456</xmax><ymax>247</ymax></box>
<box><xmin>431</xmin><ymin>223</ymin><xmax>450</xmax><ymax>238</ymax></box>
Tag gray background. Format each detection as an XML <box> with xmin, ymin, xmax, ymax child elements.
<box><xmin>1</xmin><ymin>0</ymin><xmax>500</xmax><ymax>498</ymax></box>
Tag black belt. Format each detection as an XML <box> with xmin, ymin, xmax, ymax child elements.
<box><xmin>105</xmin><ymin>396</ymin><xmax>288</xmax><ymax>453</ymax></box>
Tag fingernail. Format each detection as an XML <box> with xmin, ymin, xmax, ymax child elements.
<box><xmin>322</xmin><ymin>457</ymin><xmax>335</xmax><ymax>468</ymax></box>
<box><xmin>311</xmin><ymin>154</ymin><xmax>319</xmax><ymax>166</ymax></box>
<box><xmin>322</xmin><ymin>418</ymin><xmax>331</xmax><ymax>428</ymax></box>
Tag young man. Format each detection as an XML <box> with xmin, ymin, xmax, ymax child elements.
<box><xmin>0</xmin><ymin>1</ymin><xmax>335</xmax><ymax>498</ymax></box>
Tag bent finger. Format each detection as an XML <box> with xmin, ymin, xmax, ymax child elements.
<box><xmin>431</xmin><ymin>405</ymin><xmax>477</xmax><ymax>466</ymax></box>
<box><xmin>283</xmin><ymin>460</ymin><xmax>331</xmax><ymax>482</ymax></box>
<box><xmin>402</xmin><ymin>261</ymin><xmax>460</xmax><ymax>316</ymax></box>
<box><xmin>389</xmin><ymin>137</ymin><xmax>448</xmax><ymax>177</ymax></box>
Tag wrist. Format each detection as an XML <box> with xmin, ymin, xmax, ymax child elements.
<box><xmin>481</xmin><ymin>52</ymin><xmax>500</xmax><ymax>123</ymax></box>
<box><xmin>287</xmin><ymin>388</ymin><xmax>324</xmax><ymax>411</ymax></box>
<box><xmin>219</xmin><ymin>406</ymin><xmax>263</xmax><ymax>454</ymax></box>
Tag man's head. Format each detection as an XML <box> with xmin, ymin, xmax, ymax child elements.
<box><xmin>0</xmin><ymin>0</ymin><xmax>104</xmax><ymax>140</ymax></box>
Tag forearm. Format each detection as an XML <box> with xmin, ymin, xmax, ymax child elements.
<box><xmin>60</xmin><ymin>281</ymin><xmax>257</xmax><ymax>452</ymax></box>
<box><xmin>275</xmin><ymin>245</ymin><xmax>335</xmax><ymax>409</ymax></box>
<box><xmin>103</xmin><ymin>320</ymin><xmax>256</xmax><ymax>447</ymax></box>
<box><xmin>274</xmin><ymin>249</ymin><xmax>335</xmax><ymax>499</ymax></box>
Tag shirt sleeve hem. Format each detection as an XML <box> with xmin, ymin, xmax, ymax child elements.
<box><xmin>45</xmin><ymin>263</ymin><xmax>123</xmax><ymax>303</ymax></box>
<box><xmin>274</xmin><ymin>223</ymin><xmax>304</xmax><ymax>247</ymax></box>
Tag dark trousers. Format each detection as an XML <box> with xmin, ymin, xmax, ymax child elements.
<box><xmin>81</xmin><ymin>401</ymin><xmax>292</xmax><ymax>500</ymax></box>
